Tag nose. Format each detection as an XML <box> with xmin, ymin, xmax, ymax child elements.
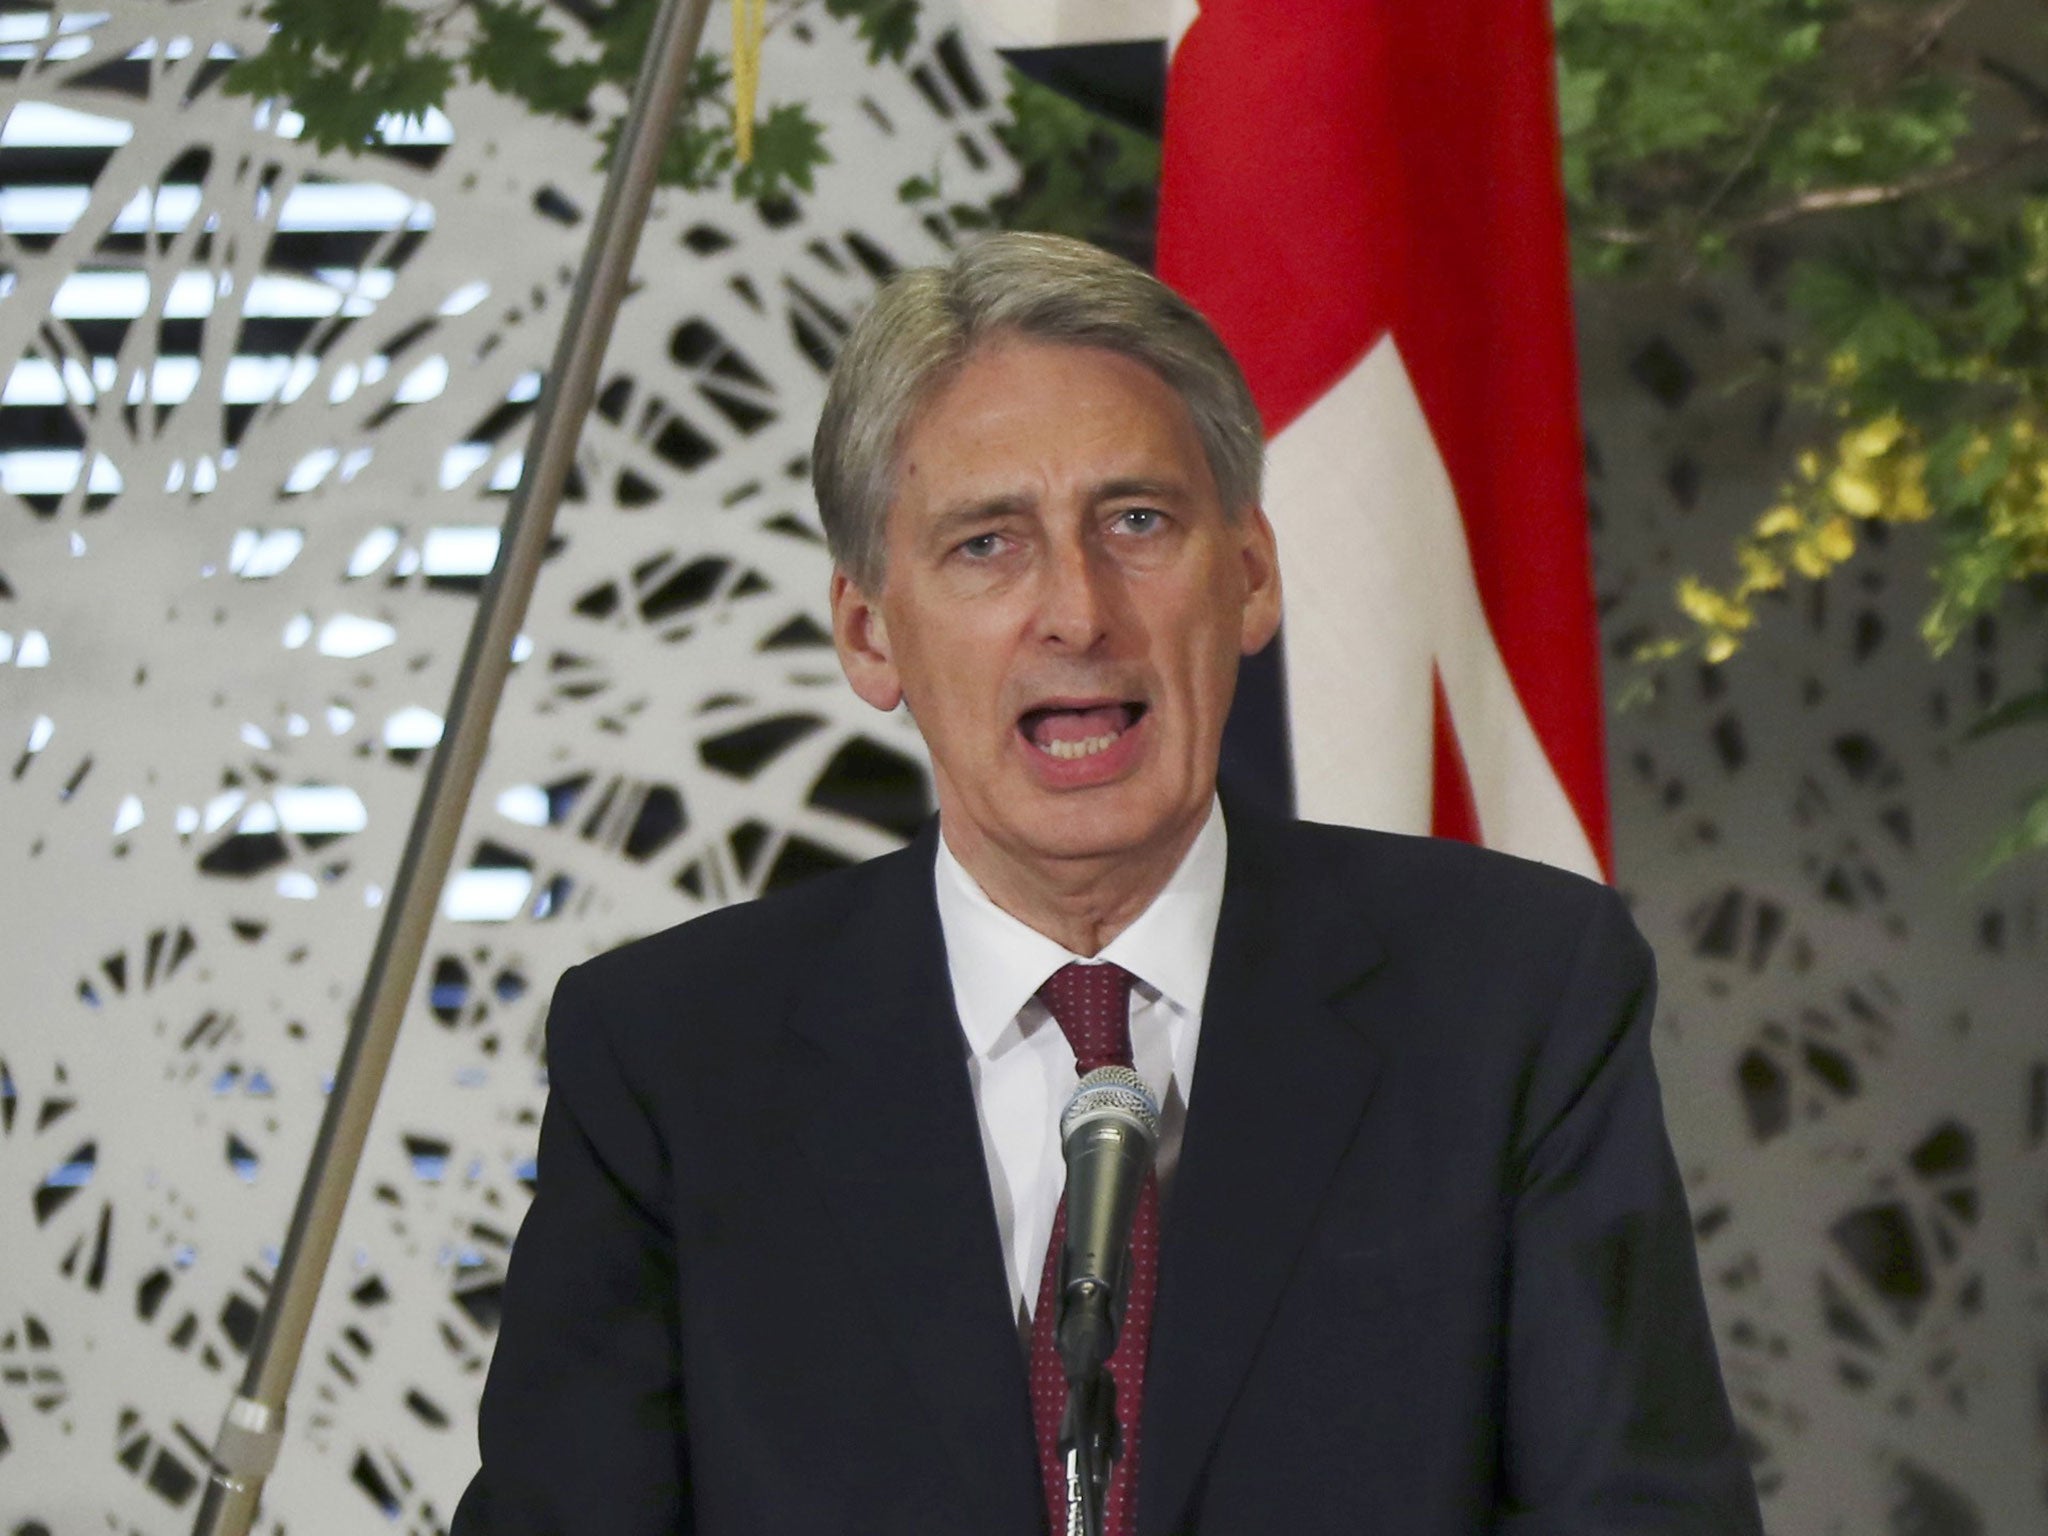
<box><xmin>1035</xmin><ymin>532</ymin><xmax>1113</xmax><ymax>653</ymax></box>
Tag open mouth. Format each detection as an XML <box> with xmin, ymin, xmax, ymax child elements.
<box><xmin>1018</xmin><ymin>701</ymin><xmax>1148</xmax><ymax>761</ymax></box>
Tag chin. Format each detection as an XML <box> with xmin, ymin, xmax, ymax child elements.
<box><xmin>1012</xmin><ymin>789</ymin><xmax>1188</xmax><ymax>862</ymax></box>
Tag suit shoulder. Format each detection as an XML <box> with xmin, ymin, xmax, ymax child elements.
<box><xmin>1245</xmin><ymin>820</ymin><xmax>1653</xmax><ymax>1088</ymax></box>
<box><xmin>1263</xmin><ymin>816</ymin><xmax>1614</xmax><ymax>921</ymax></box>
<box><xmin>1240</xmin><ymin>816</ymin><xmax>1640</xmax><ymax>992</ymax></box>
<box><xmin>564</xmin><ymin>839</ymin><xmax>924</xmax><ymax>1021</ymax></box>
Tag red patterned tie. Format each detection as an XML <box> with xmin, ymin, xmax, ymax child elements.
<box><xmin>1028</xmin><ymin>962</ymin><xmax>1159</xmax><ymax>1536</ymax></box>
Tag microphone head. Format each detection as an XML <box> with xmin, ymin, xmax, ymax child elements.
<box><xmin>1060</xmin><ymin>1064</ymin><xmax>1161</xmax><ymax>1149</ymax></box>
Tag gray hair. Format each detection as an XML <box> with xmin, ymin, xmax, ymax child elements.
<box><xmin>812</xmin><ymin>231</ymin><xmax>1264</xmax><ymax>592</ymax></box>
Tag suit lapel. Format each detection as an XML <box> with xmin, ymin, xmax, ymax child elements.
<box><xmin>1138</xmin><ymin>817</ymin><xmax>1390</xmax><ymax>1536</ymax></box>
<box><xmin>779</xmin><ymin>826</ymin><xmax>1043</xmax><ymax>1534</ymax></box>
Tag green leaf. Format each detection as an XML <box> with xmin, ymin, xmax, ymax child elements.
<box><xmin>606</xmin><ymin>51</ymin><xmax>738</xmax><ymax>191</ymax></box>
<box><xmin>1556</xmin><ymin>65</ymin><xmax>1606</xmax><ymax>138</ymax></box>
<box><xmin>1954</xmin><ymin>427</ymin><xmax>2015</xmax><ymax>505</ymax></box>
<box><xmin>824</xmin><ymin>0</ymin><xmax>922</xmax><ymax>65</ymax></box>
<box><xmin>1922</xmin><ymin>519</ymin><xmax>2021</xmax><ymax>654</ymax></box>
<box><xmin>1788</xmin><ymin>260</ymin><xmax>1872</xmax><ymax>340</ymax></box>
<box><xmin>653</xmin><ymin>116</ymin><xmax>735</xmax><ymax>191</ymax></box>
<box><xmin>992</xmin><ymin>70</ymin><xmax>1160</xmax><ymax>245</ymax></box>
<box><xmin>222</xmin><ymin>0</ymin><xmax>453</xmax><ymax>152</ymax></box>
<box><xmin>1964</xmin><ymin>686</ymin><xmax>2048</xmax><ymax>741</ymax></box>
<box><xmin>681</xmin><ymin>51</ymin><xmax>733</xmax><ymax>102</ymax></box>
<box><xmin>468</xmin><ymin>0</ymin><xmax>597</xmax><ymax>119</ymax></box>
<box><xmin>1839</xmin><ymin>296</ymin><xmax>1943</xmax><ymax>371</ymax></box>
<box><xmin>1778</xmin><ymin>21</ymin><xmax>1822</xmax><ymax>62</ymax></box>
<box><xmin>735</xmin><ymin>103</ymin><xmax>831</xmax><ymax>200</ymax></box>
<box><xmin>589</xmin><ymin>0</ymin><xmax>666</xmax><ymax>86</ymax></box>
<box><xmin>1970</xmin><ymin>278</ymin><xmax>2026</xmax><ymax>353</ymax></box>
<box><xmin>1924</xmin><ymin>422</ymin><xmax>1987</xmax><ymax>515</ymax></box>
<box><xmin>1971</xmin><ymin>781</ymin><xmax>2048</xmax><ymax>880</ymax></box>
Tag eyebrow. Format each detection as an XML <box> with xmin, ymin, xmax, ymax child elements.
<box><xmin>925</xmin><ymin>477</ymin><xmax>1191</xmax><ymax>537</ymax></box>
<box><xmin>1091</xmin><ymin>477</ymin><xmax>1187</xmax><ymax>504</ymax></box>
<box><xmin>923</xmin><ymin>495</ymin><xmax>1033</xmax><ymax>544</ymax></box>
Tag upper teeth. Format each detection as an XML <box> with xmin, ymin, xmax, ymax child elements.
<box><xmin>1044</xmin><ymin>732</ymin><xmax>1120</xmax><ymax>760</ymax></box>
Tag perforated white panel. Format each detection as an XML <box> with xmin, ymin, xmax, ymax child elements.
<box><xmin>0</xmin><ymin>4</ymin><xmax>1005</xmax><ymax>1528</ymax></box>
<box><xmin>1584</xmin><ymin>273</ymin><xmax>2048</xmax><ymax>1535</ymax></box>
<box><xmin>5</xmin><ymin>3</ymin><xmax>2045</xmax><ymax>1533</ymax></box>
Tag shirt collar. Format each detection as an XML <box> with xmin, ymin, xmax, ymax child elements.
<box><xmin>933</xmin><ymin>799</ymin><xmax>1228</xmax><ymax>1059</ymax></box>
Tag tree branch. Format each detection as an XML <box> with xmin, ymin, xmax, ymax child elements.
<box><xmin>1974</xmin><ymin>53</ymin><xmax>2048</xmax><ymax>120</ymax></box>
<box><xmin>1588</xmin><ymin>227</ymin><xmax>1654</xmax><ymax>247</ymax></box>
<box><xmin>1741</xmin><ymin>124</ymin><xmax>2048</xmax><ymax>229</ymax></box>
<box><xmin>1590</xmin><ymin>123</ymin><xmax>2048</xmax><ymax>247</ymax></box>
<box><xmin>1892</xmin><ymin>0</ymin><xmax>1974</xmax><ymax>80</ymax></box>
<box><xmin>1677</xmin><ymin>103</ymin><xmax>1784</xmax><ymax>279</ymax></box>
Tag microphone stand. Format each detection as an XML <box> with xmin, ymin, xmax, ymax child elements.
<box><xmin>1057</xmin><ymin>1275</ymin><xmax>1119</xmax><ymax>1536</ymax></box>
<box><xmin>187</xmin><ymin>0</ymin><xmax>717</xmax><ymax>1530</ymax></box>
<box><xmin>1052</xmin><ymin>1069</ymin><xmax>1159</xmax><ymax>1536</ymax></box>
<box><xmin>1058</xmin><ymin>1369</ymin><xmax>1115</xmax><ymax>1536</ymax></box>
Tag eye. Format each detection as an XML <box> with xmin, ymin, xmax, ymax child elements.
<box><xmin>1114</xmin><ymin>508</ymin><xmax>1165</xmax><ymax>535</ymax></box>
<box><xmin>957</xmin><ymin>532</ymin><xmax>1005</xmax><ymax>559</ymax></box>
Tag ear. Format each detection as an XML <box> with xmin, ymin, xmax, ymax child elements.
<box><xmin>830</xmin><ymin>568</ymin><xmax>904</xmax><ymax>712</ymax></box>
<box><xmin>1236</xmin><ymin>505</ymin><xmax>1284</xmax><ymax>656</ymax></box>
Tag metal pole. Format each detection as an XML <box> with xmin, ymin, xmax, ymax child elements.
<box><xmin>191</xmin><ymin>0</ymin><xmax>719</xmax><ymax>1527</ymax></box>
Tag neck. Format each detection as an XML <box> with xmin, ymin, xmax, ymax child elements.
<box><xmin>941</xmin><ymin>809</ymin><xmax>1208</xmax><ymax>957</ymax></box>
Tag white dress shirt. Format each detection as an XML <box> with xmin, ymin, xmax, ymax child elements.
<box><xmin>933</xmin><ymin>800</ymin><xmax>1227</xmax><ymax>1328</ymax></box>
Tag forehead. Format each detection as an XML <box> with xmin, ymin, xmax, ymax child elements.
<box><xmin>892</xmin><ymin>339</ymin><xmax>1209</xmax><ymax>505</ymax></box>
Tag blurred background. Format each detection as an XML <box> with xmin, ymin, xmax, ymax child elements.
<box><xmin>1</xmin><ymin>1</ymin><xmax>2043</xmax><ymax>1530</ymax></box>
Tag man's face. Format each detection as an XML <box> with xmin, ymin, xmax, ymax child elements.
<box><xmin>830</xmin><ymin>337</ymin><xmax>1281</xmax><ymax>880</ymax></box>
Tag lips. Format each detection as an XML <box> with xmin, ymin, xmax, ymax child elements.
<box><xmin>1019</xmin><ymin>701</ymin><xmax>1147</xmax><ymax>761</ymax></box>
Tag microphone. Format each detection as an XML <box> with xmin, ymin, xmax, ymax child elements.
<box><xmin>1055</xmin><ymin>1065</ymin><xmax>1161</xmax><ymax>1384</ymax></box>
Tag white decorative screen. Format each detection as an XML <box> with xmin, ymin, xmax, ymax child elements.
<box><xmin>2</xmin><ymin>3</ymin><xmax>2044</xmax><ymax>1532</ymax></box>
<box><xmin>0</xmin><ymin>3</ymin><xmax>1003</xmax><ymax>1527</ymax></box>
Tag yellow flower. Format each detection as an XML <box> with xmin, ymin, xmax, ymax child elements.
<box><xmin>1677</xmin><ymin>577</ymin><xmax>1753</xmax><ymax>633</ymax></box>
<box><xmin>1737</xmin><ymin>545</ymin><xmax>1787</xmax><ymax>592</ymax></box>
<box><xmin>1632</xmin><ymin>636</ymin><xmax>1688</xmax><ymax>664</ymax></box>
<box><xmin>1790</xmin><ymin>540</ymin><xmax>1832</xmax><ymax>578</ymax></box>
<box><xmin>1891</xmin><ymin>455</ymin><xmax>1932</xmax><ymax>521</ymax></box>
<box><xmin>1815</xmin><ymin>515</ymin><xmax>1855</xmax><ymax>561</ymax></box>
<box><xmin>1704</xmin><ymin>633</ymin><xmax>1740</xmax><ymax>664</ymax></box>
<box><xmin>1827</xmin><ymin>465</ymin><xmax>1883</xmax><ymax>516</ymax></box>
<box><xmin>1989</xmin><ymin>498</ymin><xmax>2023</xmax><ymax>540</ymax></box>
<box><xmin>1798</xmin><ymin>451</ymin><xmax>1822</xmax><ymax>482</ymax></box>
<box><xmin>1842</xmin><ymin>414</ymin><xmax>1904</xmax><ymax>462</ymax></box>
<box><xmin>1756</xmin><ymin>505</ymin><xmax>1804</xmax><ymax>538</ymax></box>
<box><xmin>1788</xmin><ymin>518</ymin><xmax>1853</xmax><ymax>578</ymax></box>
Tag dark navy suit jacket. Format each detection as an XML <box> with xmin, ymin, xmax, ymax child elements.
<box><xmin>452</xmin><ymin>813</ymin><xmax>1762</xmax><ymax>1534</ymax></box>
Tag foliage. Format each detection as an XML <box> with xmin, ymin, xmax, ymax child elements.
<box><xmin>1556</xmin><ymin>0</ymin><xmax>1979</xmax><ymax>268</ymax></box>
<box><xmin>1559</xmin><ymin>0</ymin><xmax>2048</xmax><ymax>870</ymax></box>
<box><xmin>225</xmin><ymin>0</ymin><xmax>1146</xmax><ymax>244</ymax></box>
<box><xmin>890</xmin><ymin>73</ymin><xmax>1160</xmax><ymax>256</ymax></box>
<box><xmin>988</xmin><ymin>75</ymin><xmax>1161</xmax><ymax>254</ymax></box>
<box><xmin>221</xmin><ymin>0</ymin><xmax>912</xmax><ymax>202</ymax></box>
<box><xmin>822</xmin><ymin>0</ymin><xmax>919</xmax><ymax>63</ymax></box>
<box><xmin>226</xmin><ymin>0</ymin><xmax>2048</xmax><ymax>869</ymax></box>
<box><xmin>226</xmin><ymin>0</ymin><xmax>458</xmax><ymax>152</ymax></box>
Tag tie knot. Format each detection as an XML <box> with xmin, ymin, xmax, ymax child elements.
<box><xmin>1037</xmin><ymin>961</ymin><xmax>1137</xmax><ymax>1074</ymax></box>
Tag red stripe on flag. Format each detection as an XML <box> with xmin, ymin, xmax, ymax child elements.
<box><xmin>1431</xmin><ymin>670</ymin><xmax>1482</xmax><ymax>846</ymax></box>
<box><xmin>1157</xmin><ymin>0</ymin><xmax>1611</xmax><ymax>870</ymax></box>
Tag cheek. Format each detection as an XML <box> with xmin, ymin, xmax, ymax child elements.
<box><xmin>1158</xmin><ymin>593</ymin><xmax>1242</xmax><ymax>676</ymax></box>
<box><xmin>896</xmin><ymin>640</ymin><xmax>1008</xmax><ymax>750</ymax></box>
<box><xmin>1183</xmin><ymin>621</ymin><xmax>1248</xmax><ymax>731</ymax></box>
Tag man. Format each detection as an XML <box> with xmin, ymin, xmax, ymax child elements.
<box><xmin>453</xmin><ymin>233</ymin><xmax>1761</xmax><ymax>1534</ymax></box>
